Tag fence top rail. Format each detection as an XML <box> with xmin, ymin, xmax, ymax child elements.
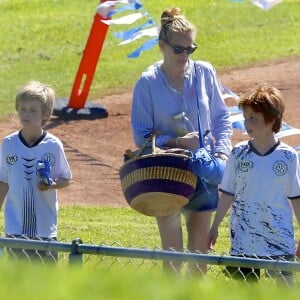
<box><xmin>77</xmin><ymin>244</ymin><xmax>300</xmax><ymax>272</ymax></box>
<box><xmin>0</xmin><ymin>237</ymin><xmax>73</xmax><ymax>253</ymax></box>
<box><xmin>0</xmin><ymin>237</ymin><xmax>299</xmax><ymax>272</ymax></box>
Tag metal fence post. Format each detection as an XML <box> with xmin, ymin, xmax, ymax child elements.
<box><xmin>69</xmin><ymin>238</ymin><xmax>83</xmax><ymax>265</ymax></box>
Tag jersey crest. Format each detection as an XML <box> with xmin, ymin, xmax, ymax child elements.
<box><xmin>6</xmin><ymin>154</ymin><xmax>18</xmax><ymax>165</ymax></box>
<box><xmin>238</xmin><ymin>160</ymin><xmax>254</xmax><ymax>172</ymax></box>
<box><xmin>41</xmin><ymin>153</ymin><xmax>55</xmax><ymax>168</ymax></box>
<box><xmin>272</xmin><ymin>160</ymin><xmax>288</xmax><ymax>176</ymax></box>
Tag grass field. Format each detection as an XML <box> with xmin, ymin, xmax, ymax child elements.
<box><xmin>1</xmin><ymin>259</ymin><xmax>299</xmax><ymax>300</ymax></box>
<box><xmin>1</xmin><ymin>206</ymin><xmax>300</xmax><ymax>299</ymax></box>
<box><xmin>0</xmin><ymin>0</ymin><xmax>299</xmax><ymax>114</ymax></box>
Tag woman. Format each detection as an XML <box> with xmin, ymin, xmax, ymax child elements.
<box><xmin>131</xmin><ymin>7</ymin><xmax>232</xmax><ymax>274</ymax></box>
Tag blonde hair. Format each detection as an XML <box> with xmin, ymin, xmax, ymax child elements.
<box><xmin>15</xmin><ymin>81</ymin><xmax>55</xmax><ymax>127</ymax></box>
<box><xmin>159</xmin><ymin>7</ymin><xmax>195</xmax><ymax>41</ymax></box>
<box><xmin>238</xmin><ymin>83</ymin><xmax>285</xmax><ymax>133</ymax></box>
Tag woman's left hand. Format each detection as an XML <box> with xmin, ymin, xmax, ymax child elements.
<box><xmin>178</xmin><ymin>132</ymin><xmax>199</xmax><ymax>150</ymax></box>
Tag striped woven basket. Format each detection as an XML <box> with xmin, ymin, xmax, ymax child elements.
<box><xmin>119</xmin><ymin>135</ymin><xmax>197</xmax><ymax>217</ymax></box>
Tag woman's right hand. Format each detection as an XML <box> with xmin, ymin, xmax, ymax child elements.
<box><xmin>177</xmin><ymin>132</ymin><xmax>199</xmax><ymax>150</ymax></box>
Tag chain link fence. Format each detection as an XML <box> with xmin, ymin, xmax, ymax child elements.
<box><xmin>0</xmin><ymin>236</ymin><xmax>300</xmax><ymax>286</ymax></box>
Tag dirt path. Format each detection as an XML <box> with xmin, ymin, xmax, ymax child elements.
<box><xmin>1</xmin><ymin>56</ymin><xmax>299</xmax><ymax>206</ymax></box>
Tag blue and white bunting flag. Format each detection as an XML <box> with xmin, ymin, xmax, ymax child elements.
<box><xmin>107</xmin><ymin>2</ymin><xmax>143</xmax><ymax>17</ymax></box>
<box><xmin>227</xmin><ymin>112</ymin><xmax>300</xmax><ymax>144</ymax></box>
<box><xmin>113</xmin><ymin>19</ymin><xmax>154</xmax><ymax>40</ymax></box>
<box><xmin>275</xmin><ymin>122</ymin><xmax>300</xmax><ymax>138</ymax></box>
<box><xmin>252</xmin><ymin>0</ymin><xmax>283</xmax><ymax>10</ymax></box>
<box><xmin>229</xmin><ymin>113</ymin><xmax>246</xmax><ymax>132</ymax></box>
<box><xmin>101</xmin><ymin>12</ymin><xmax>146</xmax><ymax>25</ymax></box>
<box><xmin>294</xmin><ymin>145</ymin><xmax>300</xmax><ymax>153</ymax></box>
<box><xmin>230</xmin><ymin>0</ymin><xmax>283</xmax><ymax>10</ymax></box>
<box><xmin>228</xmin><ymin>106</ymin><xmax>242</xmax><ymax>114</ymax></box>
<box><xmin>222</xmin><ymin>85</ymin><xmax>240</xmax><ymax>101</ymax></box>
<box><xmin>96</xmin><ymin>1</ymin><xmax>129</xmax><ymax>18</ymax></box>
<box><xmin>97</xmin><ymin>0</ymin><xmax>158</xmax><ymax>58</ymax></box>
<box><xmin>119</xmin><ymin>27</ymin><xmax>158</xmax><ymax>45</ymax></box>
<box><xmin>128</xmin><ymin>37</ymin><xmax>158</xmax><ymax>58</ymax></box>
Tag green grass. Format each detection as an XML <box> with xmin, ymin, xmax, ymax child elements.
<box><xmin>0</xmin><ymin>257</ymin><xmax>300</xmax><ymax>300</ymax></box>
<box><xmin>1</xmin><ymin>259</ymin><xmax>300</xmax><ymax>300</ymax></box>
<box><xmin>49</xmin><ymin>206</ymin><xmax>300</xmax><ymax>255</ymax></box>
<box><xmin>0</xmin><ymin>0</ymin><xmax>299</xmax><ymax>115</ymax></box>
<box><xmin>58</xmin><ymin>206</ymin><xmax>161</xmax><ymax>247</ymax></box>
<box><xmin>0</xmin><ymin>206</ymin><xmax>229</xmax><ymax>251</ymax></box>
<box><xmin>1</xmin><ymin>206</ymin><xmax>300</xmax><ymax>298</ymax></box>
<box><xmin>57</xmin><ymin>206</ymin><xmax>232</xmax><ymax>253</ymax></box>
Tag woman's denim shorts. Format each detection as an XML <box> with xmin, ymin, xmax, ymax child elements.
<box><xmin>183</xmin><ymin>179</ymin><xmax>219</xmax><ymax>212</ymax></box>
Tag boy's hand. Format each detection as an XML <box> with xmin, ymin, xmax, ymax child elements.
<box><xmin>38</xmin><ymin>181</ymin><xmax>53</xmax><ymax>191</ymax></box>
<box><xmin>36</xmin><ymin>160</ymin><xmax>53</xmax><ymax>187</ymax></box>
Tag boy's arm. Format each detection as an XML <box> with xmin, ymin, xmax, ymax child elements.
<box><xmin>51</xmin><ymin>178</ymin><xmax>71</xmax><ymax>189</ymax></box>
<box><xmin>0</xmin><ymin>181</ymin><xmax>8</xmax><ymax>210</ymax></box>
<box><xmin>290</xmin><ymin>199</ymin><xmax>300</xmax><ymax>259</ymax></box>
<box><xmin>38</xmin><ymin>178</ymin><xmax>71</xmax><ymax>192</ymax></box>
<box><xmin>208</xmin><ymin>192</ymin><xmax>233</xmax><ymax>249</ymax></box>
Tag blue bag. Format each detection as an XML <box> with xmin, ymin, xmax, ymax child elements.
<box><xmin>189</xmin><ymin>62</ymin><xmax>226</xmax><ymax>186</ymax></box>
<box><xmin>189</xmin><ymin>148</ymin><xmax>225</xmax><ymax>185</ymax></box>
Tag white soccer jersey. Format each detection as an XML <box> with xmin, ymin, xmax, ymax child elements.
<box><xmin>220</xmin><ymin>140</ymin><xmax>300</xmax><ymax>257</ymax></box>
<box><xmin>0</xmin><ymin>131</ymin><xmax>72</xmax><ymax>238</ymax></box>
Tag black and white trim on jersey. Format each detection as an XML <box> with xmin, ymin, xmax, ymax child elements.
<box><xmin>220</xmin><ymin>140</ymin><xmax>300</xmax><ymax>257</ymax></box>
<box><xmin>0</xmin><ymin>130</ymin><xmax>72</xmax><ymax>238</ymax></box>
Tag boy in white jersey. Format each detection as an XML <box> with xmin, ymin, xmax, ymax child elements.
<box><xmin>208</xmin><ymin>84</ymin><xmax>300</xmax><ymax>284</ymax></box>
<box><xmin>0</xmin><ymin>81</ymin><xmax>72</xmax><ymax>262</ymax></box>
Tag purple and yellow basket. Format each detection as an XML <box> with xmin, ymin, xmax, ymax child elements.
<box><xmin>119</xmin><ymin>152</ymin><xmax>197</xmax><ymax>217</ymax></box>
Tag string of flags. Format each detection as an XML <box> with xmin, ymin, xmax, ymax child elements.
<box><xmin>96</xmin><ymin>0</ymin><xmax>284</xmax><ymax>59</ymax></box>
<box><xmin>231</xmin><ymin>0</ymin><xmax>283</xmax><ymax>10</ymax></box>
<box><xmin>97</xmin><ymin>0</ymin><xmax>158</xmax><ymax>58</ymax></box>
<box><xmin>96</xmin><ymin>1</ymin><xmax>298</xmax><ymax>149</ymax></box>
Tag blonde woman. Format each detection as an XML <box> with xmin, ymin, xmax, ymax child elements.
<box><xmin>131</xmin><ymin>7</ymin><xmax>232</xmax><ymax>274</ymax></box>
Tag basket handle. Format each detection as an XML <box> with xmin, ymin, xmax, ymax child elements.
<box><xmin>128</xmin><ymin>133</ymin><xmax>154</xmax><ymax>159</ymax></box>
<box><xmin>125</xmin><ymin>133</ymin><xmax>159</xmax><ymax>160</ymax></box>
<box><xmin>151</xmin><ymin>133</ymin><xmax>159</xmax><ymax>154</ymax></box>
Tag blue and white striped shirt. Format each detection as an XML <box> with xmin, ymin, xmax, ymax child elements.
<box><xmin>131</xmin><ymin>59</ymin><xmax>232</xmax><ymax>156</ymax></box>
